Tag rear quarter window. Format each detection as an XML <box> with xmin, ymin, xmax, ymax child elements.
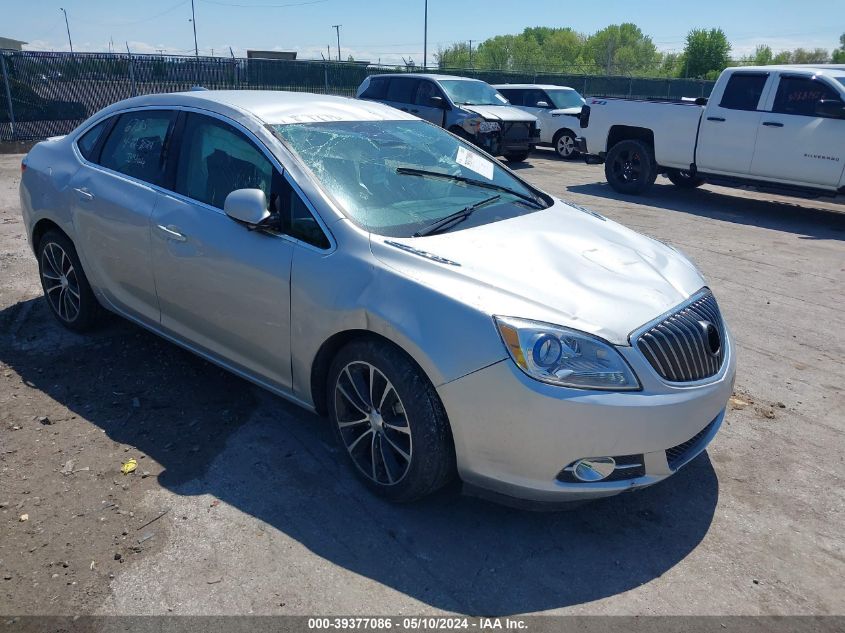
<box><xmin>361</xmin><ymin>77</ymin><xmax>388</xmax><ymax>99</ymax></box>
<box><xmin>76</xmin><ymin>118</ymin><xmax>110</xmax><ymax>161</ymax></box>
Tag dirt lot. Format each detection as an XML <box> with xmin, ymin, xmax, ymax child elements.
<box><xmin>1</xmin><ymin>149</ymin><xmax>843</xmax><ymax>617</ymax></box>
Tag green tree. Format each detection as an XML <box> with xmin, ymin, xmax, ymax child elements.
<box><xmin>791</xmin><ymin>48</ymin><xmax>830</xmax><ymax>63</ymax></box>
<box><xmin>584</xmin><ymin>23</ymin><xmax>660</xmax><ymax>75</ymax></box>
<box><xmin>833</xmin><ymin>33</ymin><xmax>845</xmax><ymax>63</ymax></box>
<box><xmin>680</xmin><ymin>28</ymin><xmax>731</xmax><ymax>78</ymax></box>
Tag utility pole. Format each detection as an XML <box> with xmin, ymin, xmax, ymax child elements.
<box><xmin>468</xmin><ymin>40</ymin><xmax>474</xmax><ymax>69</ymax></box>
<box><xmin>332</xmin><ymin>25</ymin><xmax>341</xmax><ymax>61</ymax></box>
<box><xmin>423</xmin><ymin>0</ymin><xmax>428</xmax><ymax>70</ymax></box>
<box><xmin>59</xmin><ymin>8</ymin><xmax>73</xmax><ymax>53</ymax></box>
<box><xmin>190</xmin><ymin>0</ymin><xmax>199</xmax><ymax>59</ymax></box>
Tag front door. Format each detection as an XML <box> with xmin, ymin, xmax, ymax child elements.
<box><xmin>150</xmin><ymin>112</ymin><xmax>294</xmax><ymax>389</ymax></box>
<box><xmin>413</xmin><ymin>80</ymin><xmax>447</xmax><ymax>126</ymax></box>
<box><xmin>750</xmin><ymin>75</ymin><xmax>845</xmax><ymax>188</ymax></box>
<box><xmin>69</xmin><ymin>109</ymin><xmax>177</xmax><ymax>325</ymax></box>
<box><xmin>695</xmin><ymin>72</ymin><xmax>771</xmax><ymax>175</ymax></box>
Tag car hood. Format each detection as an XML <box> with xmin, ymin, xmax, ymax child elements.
<box><xmin>461</xmin><ymin>104</ymin><xmax>537</xmax><ymax>123</ymax></box>
<box><xmin>369</xmin><ymin>199</ymin><xmax>706</xmax><ymax>346</ymax></box>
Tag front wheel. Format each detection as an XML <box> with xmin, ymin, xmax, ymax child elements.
<box><xmin>604</xmin><ymin>139</ymin><xmax>657</xmax><ymax>195</ymax></box>
<box><xmin>503</xmin><ymin>151</ymin><xmax>530</xmax><ymax>163</ymax></box>
<box><xmin>37</xmin><ymin>230</ymin><xmax>102</xmax><ymax>332</ymax></box>
<box><xmin>553</xmin><ymin>130</ymin><xmax>578</xmax><ymax>159</ymax></box>
<box><xmin>666</xmin><ymin>168</ymin><xmax>705</xmax><ymax>189</ymax></box>
<box><xmin>327</xmin><ymin>339</ymin><xmax>455</xmax><ymax>502</ymax></box>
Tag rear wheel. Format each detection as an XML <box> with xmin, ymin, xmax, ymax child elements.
<box><xmin>553</xmin><ymin>129</ymin><xmax>578</xmax><ymax>159</ymax></box>
<box><xmin>503</xmin><ymin>151</ymin><xmax>530</xmax><ymax>163</ymax></box>
<box><xmin>327</xmin><ymin>339</ymin><xmax>455</xmax><ymax>502</ymax></box>
<box><xmin>666</xmin><ymin>168</ymin><xmax>705</xmax><ymax>189</ymax></box>
<box><xmin>37</xmin><ymin>230</ymin><xmax>102</xmax><ymax>332</ymax></box>
<box><xmin>604</xmin><ymin>139</ymin><xmax>657</xmax><ymax>195</ymax></box>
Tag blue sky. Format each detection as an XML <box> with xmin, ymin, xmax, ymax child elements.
<box><xmin>5</xmin><ymin>0</ymin><xmax>843</xmax><ymax>64</ymax></box>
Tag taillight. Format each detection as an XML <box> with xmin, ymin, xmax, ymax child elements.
<box><xmin>20</xmin><ymin>160</ymin><xmax>26</xmax><ymax>173</ymax></box>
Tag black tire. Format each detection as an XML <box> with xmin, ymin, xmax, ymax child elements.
<box><xmin>327</xmin><ymin>338</ymin><xmax>455</xmax><ymax>502</ymax></box>
<box><xmin>553</xmin><ymin>129</ymin><xmax>578</xmax><ymax>160</ymax></box>
<box><xmin>666</xmin><ymin>168</ymin><xmax>705</xmax><ymax>189</ymax></box>
<box><xmin>37</xmin><ymin>230</ymin><xmax>102</xmax><ymax>332</ymax></box>
<box><xmin>604</xmin><ymin>139</ymin><xmax>658</xmax><ymax>195</ymax></box>
<box><xmin>503</xmin><ymin>151</ymin><xmax>530</xmax><ymax>163</ymax></box>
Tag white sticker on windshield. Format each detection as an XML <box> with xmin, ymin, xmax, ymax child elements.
<box><xmin>456</xmin><ymin>146</ymin><xmax>494</xmax><ymax>180</ymax></box>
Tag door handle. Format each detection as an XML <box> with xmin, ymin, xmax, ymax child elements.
<box><xmin>706</xmin><ymin>116</ymin><xmax>726</xmax><ymax>122</ymax></box>
<box><xmin>156</xmin><ymin>224</ymin><xmax>187</xmax><ymax>242</ymax></box>
<box><xmin>73</xmin><ymin>187</ymin><xmax>94</xmax><ymax>201</ymax></box>
<box><xmin>762</xmin><ymin>121</ymin><xmax>784</xmax><ymax>127</ymax></box>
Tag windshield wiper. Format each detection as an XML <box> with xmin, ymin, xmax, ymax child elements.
<box><xmin>413</xmin><ymin>195</ymin><xmax>501</xmax><ymax>237</ymax></box>
<box><xmin>396</xmin><ymin>167</ymin><xmax>544</xmax><ymax>208</ymax></box>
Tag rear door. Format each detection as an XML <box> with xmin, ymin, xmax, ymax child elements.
<box><xmin>749</xmin><ymin>74</ymin><xmax>845</xmax><ymax>187</ymax></box>
<box><xmin>68</xmin><ymin>108</ymin><xmax>176</xmax><ymax>325</ymax></box>
<box><xmin>695</xmin><ymin>72</ymin><xmax>772</xmax><ymax>175</ymax></box>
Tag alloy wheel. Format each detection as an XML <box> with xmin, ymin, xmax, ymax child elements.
<box><xmin>557</xmin><ymin>134</ymin><xmax>575</xmax><ymax>158</ymax></box>
<box><xmin>334</xmin><ymin>361</ymin><xmax>413</xmax><ymax>485</ymax></box>
<box><xmin>611</xmin><ymin>149</ymin><xmax>643</xmax><ymax>183</ymax></box>
<box><xmin>41</xmin><ymin>242</ymin><xmax>81</xmax><ymax>323</ymax></box>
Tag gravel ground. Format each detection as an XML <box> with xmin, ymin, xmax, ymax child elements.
<box><xmin>0</xmin><ymin>148</ymin><xmax>843</xmax><ymax>616</ymax></box>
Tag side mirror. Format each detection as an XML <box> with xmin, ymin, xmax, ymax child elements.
<box><xmin>536</xmin><ymin>101</ymin><xmax>550</xmax><ymax>108</ymax></box>
<box><xmin>224</xmin><ymin>188</ymin><xmax>270</xmax><ymax>226</ymax></box>
<box><xmin>428</xmin><ymin>95</ymin><xmax>446</xmax><ymax>108</ymax></box>
<box><xmin>578</xmin><ymin>104</ymin><xmax>591</xmax><ymax>129</ymax></box>
<box><xmin>816</xmin><ymin>99</ymin><xmax>845</xmax><ymax>119</ymax></box>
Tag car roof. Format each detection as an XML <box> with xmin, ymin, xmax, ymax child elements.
<box><xmin>369</xmin><ymin>73</ymin><xmax>488</xmax><ymax>82</ymax></box>
<box><xmin>729</xmin><ymin>64</ymin><xmax>845</xmax><ymax>77</ymax></box>
<box><xmin>493</xmin><ymin>84</ymin><xmax>576</xmax><ymax>90</ymax></box>
<box><xmin>93</xmin><ymin>90</ymin><xmax>418</xmax><ymax>125</ymax></box>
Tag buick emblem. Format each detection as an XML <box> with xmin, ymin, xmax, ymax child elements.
<box><xmin>698</xmin><ymin>321</ymin><xmax>721</xmax><ymax>357</ymax></box>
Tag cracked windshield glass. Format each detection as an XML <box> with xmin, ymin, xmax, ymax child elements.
<box><xmin>273</xmin><ymin>120</ymin><xmax>544</xmax><ymax>237</ymax></box>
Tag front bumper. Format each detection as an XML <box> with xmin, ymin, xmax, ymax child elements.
<box><xmin>575</xmin><ymin>137</ymin><xmax>605</xmax><ymax>164</ymax></box>
<box><xmin>437</xmin><ymin>328</ymin><xmax>735</xmax><ymax>504</ymax></box>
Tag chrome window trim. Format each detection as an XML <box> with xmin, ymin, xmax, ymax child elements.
<box><xmin>71</xmin><ymin>104</ymin><xmax>336</xmax><ymax>254</ymax></box>
<box><xmin>628</xmin><ymin>287</ymin><xmax>731</xmax><ymax>388</ymax></box>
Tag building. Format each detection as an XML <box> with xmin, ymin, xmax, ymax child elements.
<box><xmin>0</xmin><ymin>37</ymin><xmax>27</xmax><ymax>51</ymax></box>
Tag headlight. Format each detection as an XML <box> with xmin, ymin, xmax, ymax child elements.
<box><xmin>494</xmin><ymin>316</ymin><xmax>640</xmax><ymax>391</ymax></box>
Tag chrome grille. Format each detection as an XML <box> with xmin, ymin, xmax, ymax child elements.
<box><xmin>635</xmin><ymin>291</ymin><xmax>725</xmax><ymax>382</ymax></box>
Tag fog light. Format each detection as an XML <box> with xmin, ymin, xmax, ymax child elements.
<box><xmin>572</xmin><ymin>457</ymin><xmax>616</xmax><ymax>482</ymax></box>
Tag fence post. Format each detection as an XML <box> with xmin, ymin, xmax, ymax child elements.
<box><xmin>0</xmin><ymin>53</ymin><xmax>16</xmax><ymax>141</ymax></box>
<box><xmin>324</xmin><ymin>61</ymin><xmax>329</xmax><ymax>94</ymax></box>
<box><xmin>230</xmin><ymin>47</ymin><xmax>238</xmax><ymax>88</ymax></box>
<box><xmin>628</xmin><ymin>76</ymin><xmax>633</xmax><ymax>98</ymax></box>
<box><xmin>125</xmin><ymin>43</ymin><xmax>137</xmax><ymax>97</ymax></box>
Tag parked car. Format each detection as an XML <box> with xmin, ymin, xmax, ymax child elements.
<box><xmin>20</xmin><ymin>90</ymin><xmax>734</xmax><ymax>507</ymax></box>
<box><xmin>356</xmin><ymin>73</ymin><xmax>540</xmax><ymax>162</ymax></box>
<box><xmin>495</xmin><ymin>83</ymin><xmax>586</xmax><ymax>159</ymax></box>
<box><xmin>577</xmin><ymin>65</ymin><xmax>845</xmax><ymax>197</ymax></box>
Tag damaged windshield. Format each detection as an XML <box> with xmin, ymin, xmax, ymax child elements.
<box><xmin>272</xmin><ymin>120</ymin><xmax>546</xmax><ymax>238</ymax></box>
<box><xmin>438</xmin><ymin>79</ymin><xmax>509</xmax><ymax>106</ymax></box>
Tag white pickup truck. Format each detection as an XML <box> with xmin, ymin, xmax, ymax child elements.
<box><xmin>577</xmin><ymin>65</ymin><xmax>845</xmax><ymax>198</ymax></box>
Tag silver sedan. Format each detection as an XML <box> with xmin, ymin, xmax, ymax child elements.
<box><xmin>19</xmin><ymin>90</ymin><xmax>735</xmax><ymax>506</ymax></box>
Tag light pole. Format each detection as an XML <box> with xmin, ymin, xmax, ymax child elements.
<box><xmin>423</xmin><ymin>0</ymin><xmax>428</xmax><ymax>69</ymax></box>
<box><xmin>190</xmin><ymin>0</ymin><xmax>199</xmax><ymax>59</ymax></box>
<box><xmin>59</xmin><ymin>8</ymin><xmax>73</xmax><ymax>53</ymax></box>
<box><xmin>332</xmin><ymin>25</ymin><xmax>341</xmax><ymax>61</ymax></box>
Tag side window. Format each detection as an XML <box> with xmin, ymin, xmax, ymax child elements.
<box><xmin>415</xmin><ymin>80</ymin><xmax>439</xmax><ymax>105</ymax></box>
<box><xmin>498</xmin><ymin>89</ymin><xmax>520</xmax><ymax>105</ymax></box>
<box><xmin>524</xmin><ymin>89</ymin><xmax>548</xmax><ymax>107</ymax></box>
<box><xmin>719</xmin><ymin>73</ymin><xmax>768</xmax><ymax>111</ymax></box>
<box><xmin>386</xmin><ymin>77</ymin><xmax>419</xmax><ymax>104</ymax></box>
<box><xmin>772</xmin><ymin>76</ymin><xmax>840</xmax><ymax>117</ymax></box>
<box><xmin>361</xmin><ymin>77</ymin><xmax>388</xmax><ymax>100</ymax></box>
<box><xmin>77</xmin><ymin>118</ymin><xmax>110</xmax><ymax>161</ymax></box>
<box><xmin>175</xmin><ymin>113</ymin><xmax>273</xmax><ymax>210</ymax></box>
<box><xmin>278</xmin><ymin>177</ymin><xmax>330</xmax><ymax>249</ymax></box>
<box><xmin>98</xmin><ymin>110</ymin><xmax>175</xmax><ymax>185</ymax></box>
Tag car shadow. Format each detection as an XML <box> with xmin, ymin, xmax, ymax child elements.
<box><xmin>566</xmin><ymin>180</ymin><xmax>845</xmax><ymax>241</ymax></box>
<box><xmin>1</xmin><ymin>297</ymin><xmax>720</xmax><ymax>615</ymax></box>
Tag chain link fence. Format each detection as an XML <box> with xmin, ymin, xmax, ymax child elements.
<box><xmin>1</xmin><ymin>49</ymin><xmax>715</xmax><ymax>142</ymax></box>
